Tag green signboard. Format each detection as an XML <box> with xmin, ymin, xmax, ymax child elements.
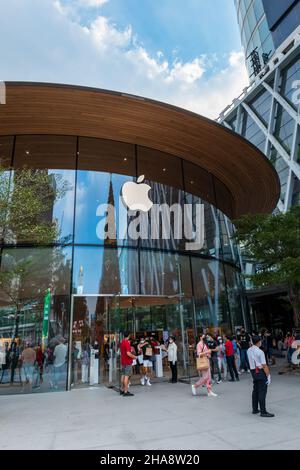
<box><xmin>42</xmin><ymin>289</ymin><xmax>51</xmax><ymax>349</ymax></box>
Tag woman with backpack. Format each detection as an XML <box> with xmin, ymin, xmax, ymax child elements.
<box><xmin>191</xmin><ymin>334</ymin><xmax>217</xmax><ymax>397</ymax></box>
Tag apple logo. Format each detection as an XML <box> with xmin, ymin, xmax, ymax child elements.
<box><xmin>121</xmin><ymin>175</ymin><xmax>153</xmax><ymax>212</ymax></box>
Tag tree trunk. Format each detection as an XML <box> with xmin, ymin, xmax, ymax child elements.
<box><xmin>10</xmin><ymin>308</ymin><xmax>21</xmax><ymax>384</ymax></box>
<box><xmin>288</xmin><ymin>284</ymin><xmax>300</xmax><ymax>328</ymax></box>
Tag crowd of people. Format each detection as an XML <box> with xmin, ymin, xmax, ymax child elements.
<box><xmin>120</xmin><ymin>332</ymin><xmax>178</xmax><ymax>396</ymax></box>
<box><xmin>1</xmin><ymin>326</ymin><xmax>298</xmax><ymax>400</ymax></box>
<box><xmin>120</xmin><ymin>327</ymin><xmax>299</xmax><ymax>417</ymax></box>
<box><xmin>0</xmin><ymin>336</ymin><xmax>68</xmax><ymax>390</ymax></box>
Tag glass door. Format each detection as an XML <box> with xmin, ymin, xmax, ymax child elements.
<box><xmin>104</xmin><ymin>294</ymin><xmax>121</xmax><ymax>389</ymax></box>
<box><xmin>69</xmin><ymin>294</ymin><xmax>121</xmax><ymax>390</ymax></box>
<box><xmin>69</xmin><ymin>294</ymin><xmax>197</xmax><ymax>390</ymax></box>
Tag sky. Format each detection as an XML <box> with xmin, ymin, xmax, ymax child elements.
<box><xmin>0</xmin><ymin>0</ymin><xmax>249</xmax><ymax>119</ymax></box>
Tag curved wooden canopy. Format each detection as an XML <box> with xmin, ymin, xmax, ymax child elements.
<box><xmin>0</xmin><ymin>82</ymin><xmax>279</xmax><ymax>219</ymax></box>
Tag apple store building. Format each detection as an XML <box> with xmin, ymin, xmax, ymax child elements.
<box><xmin>0</xmin><ymin>83</ymin><xmax>279</xmax><ymax>394</ymax></box>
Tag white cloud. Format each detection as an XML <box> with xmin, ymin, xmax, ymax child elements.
<box><xmin>165</xmin><ymin>57</ymin><xmax>206</xmax><ymax>84</ymax></box>
<box><xmin>88</xmin><ymin>16</ymin><xmax>132</xmax><ymax>50</ymax></box>
<box><xmin>0</xmin><ymin>0</ymin><xmax>249</xmax><ymax>119</ymax></box>
<box><xmin>78</xmin><ymin>0</ymin><xmax>108</xmax><ymax>7</ymax></box>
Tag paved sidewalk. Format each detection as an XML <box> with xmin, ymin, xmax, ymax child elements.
<box><xmin>0</xmin><ymin>369</ymin><xmax>299</xmax><ymax>450</ymax></box>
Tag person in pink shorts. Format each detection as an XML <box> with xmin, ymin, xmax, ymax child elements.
<box><xmin>191</xmin><ymin>334</ymin><xmax>218</xmax><ymax>397</ymax></box>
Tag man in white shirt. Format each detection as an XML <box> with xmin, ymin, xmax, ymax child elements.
<box><xmin>53</xmin><ymin>338</ymin><xmax>67</xmax><ymax>389</ymax></box>
<box><xmin>247</xmin><ymin>335</ymin><xmax>275</xmax><ymax>418</ymax></box>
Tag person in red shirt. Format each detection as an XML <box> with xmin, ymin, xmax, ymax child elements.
<box><xmin>224</xmin><ymin>334</ymin><xmax>239</xmax><ymax>382</ymax></box>
<box><xmin>120</xmin><ymin>331</ymin><xmax>137</xmax><ymax>397</ymax></box>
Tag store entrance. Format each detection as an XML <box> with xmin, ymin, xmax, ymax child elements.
<box><xmin>68</xmin><ymin>295</ymin><xmax>197</xmax><ymax>390</ymax></box>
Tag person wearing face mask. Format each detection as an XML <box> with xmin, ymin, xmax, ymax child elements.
<box><xmin>191</xmin><ymin>334</ymin><xmax>218</xmax><ymax>397</ymax></box>
<box><xmin>167</xmin><ymin>336</ymin><xmax>177</xmax><ymax>383</ymax></box>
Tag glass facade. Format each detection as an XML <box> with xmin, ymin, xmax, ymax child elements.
<box><xmin>219</xmin><ymin>43</ymin><xmax>300</xmax><ymax>214</ymax></box>
<box><xmin>235</xmin><ymin>0</ymin><xmax>275</xmax><ymax>78</ymax></box>
<box><xmin>0</xmin><ymin>135</ymin><xmax>246</xmax><ymax>394</ymax></box>
<box><xmin>262</xmin><ymin>0</ymin><xmax>300</xmax><ymax>49</ymax></box>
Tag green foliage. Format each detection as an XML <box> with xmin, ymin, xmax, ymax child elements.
<box><xmin>233</xmin><ymin>207</ymin><xmax>300</xmax><ymax>286</ymax></box>
<box><xmin>0</xmin><ymin>165</ymin><xmax>69</xmax><ymax>310</ymax></box>
<box><xmin>233</xmin><ymin>206</ymin><xmax>300</xmax><ymax>325</ymax></box>
<box><xmin>0</xmin><ymin>165</ymin><xmax>69</xmax><ymax>244</ymax></box>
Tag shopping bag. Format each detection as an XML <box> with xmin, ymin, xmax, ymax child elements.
<box><xmin>196</xmin><ymin>355</ymin><xmax>209</xmax><ymax>371</ymax></box>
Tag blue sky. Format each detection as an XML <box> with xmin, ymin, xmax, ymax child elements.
<box><xmin>0</xmin><ymin>0</ymin><xmax>249</xmax><ymax>118</ymax></box>
<box><xmin>81</xmin><ymin>0</ymin><xmax>242</xmax><ymax>66</ymax></box>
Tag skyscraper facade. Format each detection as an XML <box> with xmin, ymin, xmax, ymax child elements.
<box><xmin>234</xmin><ymin>0</ymin><xmax>274</xmax><ymax>78</ymax></box>
<box><xmin>218</xmin><ymin>1</ymin><xmax>300</xmax><ymax>330</ymax></box>
<box><xmin>235</xmin><ymin>0</ymin><xmax>300</xmax><ymax>80</ymax></box>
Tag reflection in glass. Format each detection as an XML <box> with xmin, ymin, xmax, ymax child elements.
<box><xmin>0</xmin><ymin>247</ymin><xmax>71</xmax><ymax>394</ymax></box>
<box><xmin>10</xmin><ymin>135</ymin><xmax>76</xmax><ymax>244</ymax></box>
<box><xmin>192</xmin><ymin>258</ymin><xmax>230</xmax><ymax>334</ymax></box>
<box><xmin>0</xmin><ymin>134</ymin><xmax>246</xmax><ymax>393</ymax></box>
<box><xmin>72</xmin><ymin>246</ymin><xmax>139</xmax><ymax>295</ymax></box>
<box><xmin>140</xmin><ymin>251</ymin><xmax>192</xmax><ymax>296</ymax></box>
<box><xmin>75</xmin><ymin>171</ymin><xmax>136</xmax><ymax>246</ymax></box>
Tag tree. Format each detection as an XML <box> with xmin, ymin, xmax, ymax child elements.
<box><xmin>0</xmin><ymin>165</ymin><xmax>69</xmax><ymax>357</ymax></box>
<box><xmin>0</xmin><ymin>165</ymin><xmax>69</xmax><ymax>245</ymax></box>
<box><xmin>233</xmin><ymin>206</ymin><xmax>300</xmax><ymax>328</ymax></box>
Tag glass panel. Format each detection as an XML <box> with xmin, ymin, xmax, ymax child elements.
<box><xmin>258</xmin><ymin>17</ymin><xmax>270</xmax><ymax>45</ymax></box>
<box><xmin>250</xmin><ymin>89</ymin><xmax>272</xmax><ymax>125</ymax></box>
<box><xmin>76</xmin><ymin>138</ymin><xmax>136</xmax><ymax>246</ymax></box>
<box><xmin>261</xmin><ymin>33</ymin><xmax>274</xmax><ymax>61</ymax></box>
<box><xmin>192</xmin><ymin>258</ymin><xmax>231</xmax><ymax>335</ymax></box>
<box><xmin>10</xmin><ymin>135</ymin><xmax>76</xmax><ymax>244</ymax></box>
<box><xmin>247</xmin><ymin>4</ymin><xmax>256</xmax><ymax>32</ymax></box>
<box><xmin>140</xmin><ymin>251</ymin><xmax>192</xmax><ymax>296</ymax></box>
<box><xmin>214</xmin><ymin>177</ymin><xmax>234</xmax><ymax>220</ymax></box>
<box><xmin>223</xmin><ymin>264</ymin><xmax>245</xmax><ymax>330</ymax></box>
<box><xmin>253</xmin><ymin>0</ymin><xmax>264</xmax><ymax>21</ymax></box>
<box><xmin>273</xmin><ymin>103</ymin><xmax>294</xmax><ymax>154</ymax></box>
<box><xmin>228</xmin><ymin>115</ymin><xmax>237</xmax><ymax>131</ymax></box>
<box><xmin>184</xmin><ymin>195</ymin><xmax>212</xmax><ymax>257</ymax></box>
<box><xmin>71</xmin><ymin>294</ymin><xmax>121</xmax><ymax>389</ymax></box>
<box><xmin>280</xmin><ymin>57</ymin><xmax>300</xmax><ymax>109</ymax></box>
<box><xmin>75</xmin><ymin>170</ymin><xmax>136</xmax><ymax>246</ymax></box>
<box><xmin>139</xmin><ymin>182</ymin><xmax>186</xmax><ymax>251</ymax></box>
<box><xmin>0</xmin><ymin>246</ymin><xmax>71</xmax><ymax>394</ymax></box>
<box><xmin>137</xmin><ymin>146</ymin><xmax>183</xmax><ymax>190</ymax></box>
<box><xmin>123</xmin><ymin>295</ymin><xmax>194</xmax><ymax>384</ymax></box>
<box><xmin>183</xmin><ymin>161</ymin><xmax>216</xmax><ymax>207</ymax></box>
<box><xmin>72</xmin><ymin>246</ymin><xmax>140</xmax><ymax>295</ymax></box>
<box><xmin>0</xmin><ymin>136</ymin><xmax>14</xmax><ymax>168</ymax></box>
<box><xmin>218</xmin><ymin>211</ymin><xmax>239</xmax><ymax>265</ymax></box>
<box><xmin>78</xmin><ymin>137</ymin><xmax>136</xmax><ymax>176</ymax></box>
<box><xmin>268</xmin><ymin>147</ymin><xmax>289</xmax><ymax>203</ymax></box>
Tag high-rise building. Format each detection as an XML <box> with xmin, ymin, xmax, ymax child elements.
<box><xmin>218</xmin><ymin>1</ymin><xmax>300</xmax><ymax>331</ymax></box>
<box><xmin>234</xmin><ymin>0</ymin><xmax>274</xmax><ymax>79</ymax></box>
<box><xmin>235</xmin><ymin>0</ymin><xmax>300</xmax><ymax>80</ymax></box>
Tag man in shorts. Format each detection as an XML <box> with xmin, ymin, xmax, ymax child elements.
<box><xmin>120</xmin><ymin>331</ymin><xmax>137</xmax><ymax>397</ymax></box>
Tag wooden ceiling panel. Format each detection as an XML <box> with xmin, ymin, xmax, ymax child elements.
<box><xmin>0</xmin><ymin>82</ymin><xmax>280</xmax><ymax>218</ymax></box>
